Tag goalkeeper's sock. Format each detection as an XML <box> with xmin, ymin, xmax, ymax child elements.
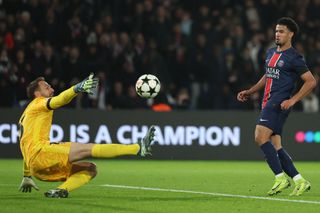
<box><xmin>91</xmin><ymin>144</ymin><xmax>140</xmax><ymax>158</ymax></box>
<box><xmin>260</xmin><ymin>141</ymin><xmax>283</xmax><ymax>175</ymax></box>
<box><xmin>58</xmin><ymin>171</ymin><xmax>92</xmax><ymax>192</ymax></box>
<box><xmin>277</xmin><ymin>148</ymin><xmax>299</xmax><ymax>178</ymax></box>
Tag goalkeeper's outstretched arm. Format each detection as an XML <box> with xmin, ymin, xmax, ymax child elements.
<box><xmin>48</xmin><ymin>73</ymin><xmax>99</xmax><ymax>110</ymax></box>
<box><xmin>47</xmin><ymin>86</ymin><xmax>78</xmax><ymax>110</ymax></box>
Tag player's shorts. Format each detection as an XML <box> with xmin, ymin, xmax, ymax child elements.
<box><xmin>257</xmin><ymin>103</ymin><xmax>290</xmax><ymax>135</ymax></box>
<box><xmin>29</xmin><ymin>142</ymin><xmax>72</xmax><ymax>181</ymax></box>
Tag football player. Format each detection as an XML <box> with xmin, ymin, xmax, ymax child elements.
<box><xmin>237</xmin><ymin>17</ymin><xmax>316</xmax><ymax>196</ymax></box>
<box><xmin>19</xmin><ymin>73</ymin><xmax>155</xmax><ymax>198</ymax></box>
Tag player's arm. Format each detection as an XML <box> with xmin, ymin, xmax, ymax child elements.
<box><xmin>19</xmin><ymin>160</ymin><xmax>39</xmax><ymax>193</ymax></box>
<box><xmin>23</xmin><ymin>160</ymin><xmax>31</xmax><ymax>177</ymax></box>
<box><xmin>47</xmin><ymin>73</ymin><xmax>99</xmax><ymax>110</ymax></box>
<box><xmin>237</xmin><ymin>75</ymin><xmax>266</xmax><ymax>102</ymax></box>
<box><xmin>281</xmin><ymin>71</ymin><xmax>317</xmax><ymax>110</ymax></box>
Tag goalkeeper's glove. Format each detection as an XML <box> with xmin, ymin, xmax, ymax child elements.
<box><xmin>74</xmin><ymin>73</ymin><xmax>99</xmax><ymax>94</ymax></box>
<box><xmin>19</xmin><ymin>176</ymin><xmax>39</xmax><ymax>193</ymax></box>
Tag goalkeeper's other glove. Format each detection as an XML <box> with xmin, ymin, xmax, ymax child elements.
<box><xmin>19</xmin><ymin>176</ymin><xmax>39</xmax><ymax>193</ymax></box>
<box><xmin>74</xmin><ymin>73</ymin><xmax>99</xmax><ymax>94</ymax></box>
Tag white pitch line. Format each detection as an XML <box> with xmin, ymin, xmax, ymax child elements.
<box><xmin>101</xmin><ymin>184</ymin><xmax>320</xmax><ymax>205</ymax></box>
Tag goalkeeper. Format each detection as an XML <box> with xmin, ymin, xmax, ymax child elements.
<box><xmin>18</xmin><ymin>73</ymin><xmax>155</xmax><ymax>198</ymax></box>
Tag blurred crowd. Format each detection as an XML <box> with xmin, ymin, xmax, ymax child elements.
<box><xmin>0</xmin><ymin>0</ymin><xmax>319</xmax><ymax>111</ymax></box>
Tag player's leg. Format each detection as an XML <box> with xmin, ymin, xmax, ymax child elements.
<box><xmin>271</xmin><ymin>135</ymin><xmax>311</xmax><ymax>196</ymax></box>
<box><xmin>30</xmin><ymin>143</ymin><xmax>91</xmax><ymax>198</ymax></box>
<box><xmin>271</xmin><ymin>135</ymin><xmax>299</xmax><ymax>178</ymax></box>
<box><xmin>255</xmin><ymin>125</ymin><xmax>289</xmax><ymax>195</ymax></box>
<box><xmin>255</xmin><ymin>125</ymin><xmax>283</xmax><ymax>175</ymax></box>
<box><xmin>272</xmin><ymin>111</ymin><xmax>311</xmax><ymax>196</ymax></box>
<box><xmin>42</xmin><ymin>126</ymin><xmax>155</xmax><ymax>198</ymax></box>
<box><xmin>69</xmin><ymin>125</ymin><xmax>155</xmax><ymax>162</ymax></box>
<box><xmin>45</xmin><ymin>162</ymin><xmax>97</xmax><ymax>198</ymax></box>
<box><xmin>58</xmin><ymin>161</ymin><xmax>97</xmax><ymax>191</ymax></box>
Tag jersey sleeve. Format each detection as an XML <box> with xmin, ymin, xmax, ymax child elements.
<box><xmin>48</xmin><ymin>86</ymin><xmax>77</xmax><ymax>110</ymax></box>
<box><xmin>23</xmin><ymin>160</ymin><xmax>31</xmax><ymax>176</ymax></box>
<box><xmin>291</xmin><ymin>54</ymin><xmax>309</xmax><ymax>76</ymax></box>
<box><xmin>28</xmin><ymin>87</ymin><xmax>78</xmax><ymax>112</ymax></box>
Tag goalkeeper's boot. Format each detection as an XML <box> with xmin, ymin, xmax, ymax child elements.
<box><xmin>138</xmin><ymin>125</ymin><xmax>155</xmax><ymax>157</ymax></box>
<box><xmin>290</xmin><ymin>178</ymin><xmax>311</xmax><ymax>196</ymax></box>
<box><xmin>44</xmin><ymin>188</ymin><xmax>69</xmax><ymax>198</ymax></box>
<box><xmin>267</xmin><ymin>174</ymin><xmax>290</xmax><ymax>196</ymax></box>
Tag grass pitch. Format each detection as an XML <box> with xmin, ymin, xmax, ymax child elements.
<box><xmin>1</xmin><ymin>159</ymin><xmax>320</xmax><ymax>213</ymax></box>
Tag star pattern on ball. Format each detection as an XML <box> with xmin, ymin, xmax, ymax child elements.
<box><xmin>135</xmin><ymin>74</ymin><xmax>160</xmax><ymax>98</ymax></box>
<box><xmin>149</xmin><ymin>87</ymin><xmax>156</xmax><ymax>96</ymax></box>
<box><xmin>137</xmin><ymin>86</ymin><xmax>143</xmax><ymax>96</ymax></box>
<box><xmin>142</xmin><ymin>76</ymin><xmax>150</xmax><ymax>84</ymax></box>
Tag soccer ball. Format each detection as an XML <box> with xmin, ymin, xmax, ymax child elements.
<box><xmin>135</xmin><ymin>74</ymin><xmax>161</xmax><ymax>98</ymax></box>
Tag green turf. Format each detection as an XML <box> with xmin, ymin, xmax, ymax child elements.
<box><xmin>0</xmin><ymin>160</ymin><xmax>320</xmax><ymax>213</ymax></box>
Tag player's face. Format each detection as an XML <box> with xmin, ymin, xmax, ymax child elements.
<box><xmin>37</xmin><ymin>81</ymin><xmax>54</xmax><ymax>97</ymax></box>
<box><xmin>275</xmin><ymin>25</ymin><xmax>293</xmax><ymax>46</ymax></box>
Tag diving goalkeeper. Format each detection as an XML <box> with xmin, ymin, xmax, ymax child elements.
<box><xmin>18</xmin><ymin>73</ymin><xmax>155</xmax><ymax>198</ymax></box>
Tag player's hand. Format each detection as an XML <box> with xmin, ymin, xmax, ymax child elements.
<box><xmin>74</xmin><ymin>73</ymin><xmax>99</xmax><ymax>94</ymax></box>
<box><xmin>237</xmin><ymin>90</ymin><xmax>250</xmax><ymax>102</ymax></box>
<box><xmin>19</xmin><ymin>176</ymin><xmax>39</xmax><ymax>193</ymax></box>
<box><xmin>280</xmin><ymin>99</ymin><xmax>296</xmax><ymax>110</ymax></box>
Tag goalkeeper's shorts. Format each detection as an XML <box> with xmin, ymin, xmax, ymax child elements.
<box><xmin>30</xmin><ymin>142</ymin><xmax>72</xmax><ymax>181</ymax></box>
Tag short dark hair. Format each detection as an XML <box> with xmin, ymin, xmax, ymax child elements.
<box><xmin>276</xmin><ymin>17</ymin><xmax>299</xmax><ymax>38</ymax></box>
<box><xmin>26</xmin><ymin>77</ymin><xmax>45</xmax><ymax>99</ymax></box>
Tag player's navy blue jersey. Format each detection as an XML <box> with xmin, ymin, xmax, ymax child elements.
<box><xmin>261</xmin><ymin>47</ymin><xmax>309</xmax><ymax>109</ymax></box>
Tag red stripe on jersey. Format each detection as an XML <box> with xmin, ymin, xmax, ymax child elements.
<box><xmin>262</xmin><ymin>78</ymin><xmax>273</xmax><ymax>109</ymax></box>
<box><xmin>268</xmin><ymin>53</ymin><xmax>282</xmax><ymax>67</ymax></box>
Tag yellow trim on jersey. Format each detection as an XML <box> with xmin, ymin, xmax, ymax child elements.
<box><xmin>48</xmin><ymin>86</ymin><xmax>77</xmax><ymax>110</ymax></box>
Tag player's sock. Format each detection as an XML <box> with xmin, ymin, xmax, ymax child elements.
<box><xmin>293</xmin><ymin>174</ymin><xmax>303</xmax><ymax>182</ymax></box>
<box><xmin>91</xmin><ymin>144</ymin><xmax>139</xmax><ymax>158</ymax></box>
<box><xmin>277</xmin><ymin>148</ymin><xmax>299</xmax><ymax>178</ymax></box>
<box><xmin>260</xmin><ymin>141</ymin><xmax>283</xmax><ymax>175</ymax></box>
<box><xmin>58</xmin><ymin>171</ymin><xmax>92</xmax><ymax>192</ymax></box>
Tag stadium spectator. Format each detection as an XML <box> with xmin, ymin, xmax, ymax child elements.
<box><xmin>151</xmin><ymin>91</ymin><xmax>172</xmax><ymax>112</ymax></box>
<box><xmin>0</xmin><ymin>0</ymin><xmax>319</xmax><ymax>110</ymax></box>
<box><xmin>301</xmin><ymin>92</ymin><xmax>319</xmax><ymax>113</ymax></box>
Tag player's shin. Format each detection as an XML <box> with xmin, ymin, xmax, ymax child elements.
<box><xmin>260</xmin><ymin>141</ymin><xmax>283</xmax><ymax>175</ymax></box>
<box><xmin>91</xmin><ymin>144</ymin><xmax>140</xmax><ymax>158</ymax></box>
<box><xmin>261</xmin><ymin>142</ymin><xmax>291</xmax><ymax>195</ymax></box>
<box><xmin>277</xmin><ymin>148</ymin><xmax>299</xmax><ymax>178</ymax></box>
<box><xmin>57</xmin><ymin>170</ymin><xmax>92</xmax><ymax>192</ymax></box>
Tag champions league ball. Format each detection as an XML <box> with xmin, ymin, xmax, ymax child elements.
<box><xmin>135</xmin><ymin>74</ymin><xmax>161</xmax><ymax>98</ymax></box>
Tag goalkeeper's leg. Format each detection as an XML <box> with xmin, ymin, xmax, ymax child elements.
<box><xmin>68</xmin><ymin>126</ymin><xmax>155</xmax><ymax>162</ymax></box>
<box><xmin>69</xmin><ymin>143</ymin><xmax>140</xmax><ymax>162</ymax></box>
<box><xmin>45</xmin><ymin>162</ymin><xmax>97</xmax><ymax>198</ymax></box>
